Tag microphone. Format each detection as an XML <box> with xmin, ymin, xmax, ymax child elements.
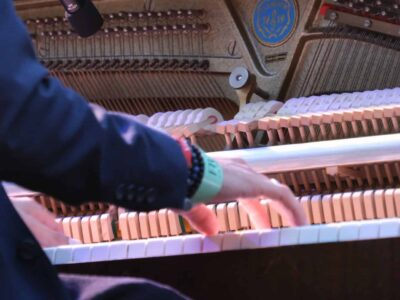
<box><xmin>59</xmin><ymin>0</ymin><xmax>103</xmax><ymax>37</ymax></box>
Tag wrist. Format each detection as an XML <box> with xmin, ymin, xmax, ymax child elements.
<box><xmin>190</xmin><ymin>148</ymin><xmax>223</xmax><ymax>204</ymax></box>
<box><xmin>176</xmin><ymin>138</ymin><xmax>223</xmax><ymax>208</ymax></box>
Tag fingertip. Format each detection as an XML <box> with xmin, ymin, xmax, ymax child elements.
<box><xmin>68</xmin><ymin>238</ymin><xmax>82</xmax><ymax>245</ymax></box>
<box><xmin>202</xmin><ymin>222</ymin><xmax>219</xmax><ymax>236</ymax></box>
<box><xmin>192</xmin><ymin>212</ymin><xmax>220</xmax><ymax>236</ymax></box>
<box><xmin>293</xmin><ymin>203</ymin><xmax>309</xmax><ymax>227</ymax></box>
<box><xmin>50</xmin><ymin>219</ymin><xmax>64</xmax><ymax>233</ymax></box>
<box><xmin>283</xmin><ymin>208</ymin><xmax>309</xmax><ymax>227</ymax></box>
<box><xmin>238</xmin><ymin>199</ymin><xmax>271</xmax><ymax>230</ymax></box>
<box><xmin>180</xmin><ymin>204</ymin><xmax>220</xmax><ymax>236</ymax></box>
<box><xmin>43</xmin><ymin>232</ymin><xmax>71</xmax><ymax>248</ymax></box>
<box><xmin>269</xmin><ymin>178</ymin><xmax>280</xmax><ymax>185</ymax></box>
<box><xmin>296</xmin><ymin>214</ymin><xmax>309</xmax><ymax>227</ymax></box>
<box><xmin>57</xmin><ymin>222</ymin><xmax>64</xmax><ymax>232</ymax></box>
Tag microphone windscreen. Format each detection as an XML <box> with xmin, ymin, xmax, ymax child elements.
<box><xmin>67</xmin><ymin>0</ymin><xmax>103</xmax><ymax>37</ymax></box>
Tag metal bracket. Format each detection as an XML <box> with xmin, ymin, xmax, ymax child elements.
<box><xmin>229</xmin><ymin>67</ymin><xmax>269</xmax><ymax>107</ymax></box>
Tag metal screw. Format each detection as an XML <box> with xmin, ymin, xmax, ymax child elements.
<box><xmin>329</xmin><ymin>12</ymin><xmax>338</xmax><ymax>21</ymax></box>
<box><xmin>363</xmin><ymin>19</ymin><xmax>372</xmax><ymax>28</ymax></box>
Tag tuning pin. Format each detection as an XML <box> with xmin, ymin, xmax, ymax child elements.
<box><xmin>181</xmin><ymin>24</ymin><xmax>188</xmax><ymax>33</ymax></box>
<box><xmin>153</xmin><ymin>25</ymin><xmax>162</xmax><ymax>33</ymax></box>
<box><xmin>162</xmin><ymin>25</ymin><xmax>172</xmax><ymax>34</ymax></box>
<box><xmin>142</xmin><ymin>25</ymin><xmax>149</xmax><ymax>34</ymax></box>
<box><xmin>117</xmin><ymin>12</ymin><xmax>126</xmax><ymax>19</ymax></box>
<box><xmin>127</xmin><ymin>12</ymin><xmax>134</xmax><ymax>19</ymax></box>
<box><xmin>166</xmin><ymin>10</ymin><xmax>177</xmax><ymax>17</ymax></box>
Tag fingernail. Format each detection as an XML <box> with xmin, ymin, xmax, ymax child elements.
<box><xmin>270</xmin><ymin>178</ymin><xmax>280</xmax><ymax>185</ymax></box>
<box><xmin>68</xmin><ymin>238</ymin><xmax>82</xmax><ymax>245</ymax></box>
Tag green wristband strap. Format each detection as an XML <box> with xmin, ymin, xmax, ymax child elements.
<box><xmin>191</xmin><ymin>150</ymin><xmax>224</xmax><ymax>204</ymax></box>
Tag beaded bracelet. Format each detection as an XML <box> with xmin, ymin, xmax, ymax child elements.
<box><xmin>187</xmin><ymin>144</ymin><xmax>204</xmax><ymax>198</ymax></box>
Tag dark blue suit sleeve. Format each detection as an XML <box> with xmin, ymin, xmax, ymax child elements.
<box><xmin>0</xmin><ymin>0</ymin><xmax>188</xmax><ymax>211</ymax></box>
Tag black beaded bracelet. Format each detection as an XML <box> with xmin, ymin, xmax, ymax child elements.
<box><xmin>186</xmin><ymin>144</ymin><xmax>205</xmax><ymax>198</ymax></box>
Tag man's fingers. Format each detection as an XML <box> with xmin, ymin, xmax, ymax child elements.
<box><xmin>263</xmin><ymin>179</ymin><xmax>308</xmax><ymax>226</ymax></box>
<box><xmin>179</xmin><ymin>204</ymin><xmax>219</xmax><ymax>236</ymax></box>
<box><xmin>30</xmin><ymin>205</ymin><xmax>62</xmax><ymax>233</ymax></box>
<box><xmin>44</xmin><ymin>229</ymin><xmax>70</xmax><ymax>247</ymax></box>
<box><xmin>18</xmin><ymin>210</ymin><xmax>69</xmax><ymax>247</ymax></box>
<box><xmin>238</xmin><ymin>199</ymin><xmax>271</xmax><ymax>229</ymax></box>
<box><xmin>13</xmin><ymin>197</ymin><xmax>62</xmax><ymax>232</ymax></box>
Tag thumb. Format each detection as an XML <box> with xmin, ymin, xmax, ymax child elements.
<box><xmin>179</xmin><ymin>204</ymin><xmax>219</xmax><ymax>236</ymax></box>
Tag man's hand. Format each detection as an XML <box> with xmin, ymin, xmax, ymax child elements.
<box><xmin>179</xmin><ymin>159</ymin><xmax>308</xmax><ymax>235</ymax></box>
<box><xmin>10</xmin><ymin>197</ymin><xmax>71</xmax><ymax>247</ymax></box>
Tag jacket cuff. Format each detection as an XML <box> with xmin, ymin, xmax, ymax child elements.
<box><xmin>92</xmin><ymin>106</ymin><xmax>189</xmax><ymax>211</ymax></box>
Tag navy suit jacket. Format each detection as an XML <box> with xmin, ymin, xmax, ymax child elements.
<box><xmin>0</xmin><ymin>0</ymin><xmax>188</xmax><ymax>298</ymax></box>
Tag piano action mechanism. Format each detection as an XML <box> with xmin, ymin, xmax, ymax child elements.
<box><xmin>11</xmin><ymin>0</ymin><xmax>400</xmax><ymax>299</ymax></box>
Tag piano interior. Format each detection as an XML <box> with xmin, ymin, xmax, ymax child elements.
<box><xmin>11</xmin><ymin>0</ymin><xmax>400</xmax><ymax>299</ymax></box>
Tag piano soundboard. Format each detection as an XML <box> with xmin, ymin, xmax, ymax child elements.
<box><xmin>10</xmin><ymin>0</ymin><xmax>400</xmax><ymax>299</ymax></box>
